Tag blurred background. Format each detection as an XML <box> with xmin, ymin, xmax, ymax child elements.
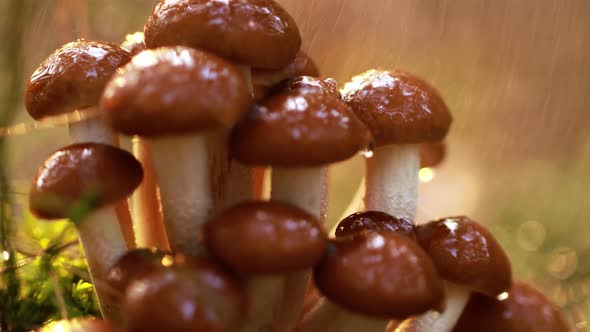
<box><xmin>0</xmin><ymin>0</ymin><xmax>589</xmax><ymax>330</ymax></box>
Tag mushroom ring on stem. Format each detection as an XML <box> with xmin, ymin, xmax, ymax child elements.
<box><xmin>25</xmin><ymin>39</ymin><xmax>135</xmax><ymax>247</ymax></box>
<box><xmin>342</xmin><ymin>69</ymin><xmax>452</xmax><ymax>221</ymax></box>
<box><xmin>204</xmin><ymin>201</ymin><xmax>327</xmax><ymax>332</ymax></box>
<box><xmin>406</xmin><ymin>216</ymin><xmax>512</xmax><ymax>332</ymax></box>
<box><xmin>102</xmin><ymin>46</ymin><xmax>250</xmax><ymax>256</ymax></box>
<box><xmin>29</xmin><ymin>143</ymin><xmax>143</xmax><ymax>320</ymax></box>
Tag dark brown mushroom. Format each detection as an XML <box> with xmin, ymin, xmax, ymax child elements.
<box><xmin>102</xmin><ymin>46</ymin><xmax>249</xmax><ymax>256</ymax></box>
<box><xmin>299</xmin><ymin>232</ymin><xmax>444</xmax><ymax>332</ymax></box>
<box><xmin>106</xmin><ymin>248</ymin><xmax>169</xmax><ymax>295</ymax></box>
<box><xmin>270</xmin><ymin>76</ymin><xmax>340</xmax><ymax>98</ymax></box>
<box><xmin>29</xmin><ymin>143</ymin><xmax>143</xmax><ymax>320</ymax></box>
<box><xmin>122</xmin><ymin>260</ymin><xmax>246</xmax><ymax>332</ymax></box>
<box><xmin>341</xmin><ymin>69</ymin><xmax>452</xmax><ymax>221</ymax></box>
<box><xmin>335</xmin><ymin>210</ymin><xmax>416</xmax><ymax>240</ymax></box>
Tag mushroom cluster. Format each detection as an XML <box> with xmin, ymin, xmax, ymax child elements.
<box><xmin>24</xmin><ymin>0</ymin><xmax>570</xmax><ymax>331</ymax></box>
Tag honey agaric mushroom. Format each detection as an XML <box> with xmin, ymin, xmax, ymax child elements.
<box><xmin>106</xmin><ymin>248</ymin><xmax>168</xmax><ymax>295</ymax></box>
<box><xmin>204</xmin><ymin>201</ymin><xmax>327</xmax><ymax>332</ymax></box>
<box><xmin>29</xmin><ymin>143</ymin><xmax>143</xmax><ymax>320</ymax></box>
<box><xmin>410</xmin><ymin>216</ymin><xmax>512</xmax><ymax>332</ymax></box>
<box><xmin>335</xmin><ymin>210</ymin><xmax>416</xmax><ymax>240</ymax></box>
<box><xmin>102</xmin><ymin>46</ymin><xmax>249</xmax><ymax>255</ymax></box>
<box><xmin>298</xmin><ymin>232</ymin><xmax>444</xmax><ymax>332</ymax></box>
<box><xmin>231</xmin><ymin>89</ymin><xmax>370</xmax><ymax>331</ymax></box>
<box><xmin>25</xmin><ymin>39</ymin><xmax>135</xmax><ymax>248</ymax></box>
<box><xmin>342</xmin><ymin>69</ymin><xmax>452</xmax><ymax>221</ymax></box>
<box><xmin>122</xmin><ymin>257</ymin><xmax>246</xmax><ymax>332</ymax></box>
<box><xmin>37</xmin><ymin>318</ymin><xmax>121</xmax><ymax>332</ymax></box>
<box><xmin>120</xmin><ymin>32</ymin><xmax>169</xmax><ymax>250</ymax></box>
<box><xmin>451</xmin><ymin>282</ymin><xmax>569</xmax><ymax>332</ymax></box>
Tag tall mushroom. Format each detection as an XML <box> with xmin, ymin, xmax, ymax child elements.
<box><xmin>204</xmin><ymin>201</ymin><xmax>327</xmax><ymax>332</ymax></box>
<box><xmin>102</xmin><ymin>46</ymin><xmax>250</xmax><ymax>255</ymax></box>
<box><xmin>231</xmin><ymin>83</ymin><xmax>370</xmax><ymax>331</ymax></box>
<box><xmin>144</xmin><ymin>0</ymin><xmax>302</xmax><ymax>206</ymax></box>
<box><xmin>25</xmin><ymin>39</ymin><xmax>135</xmax><ymax>247</ymax></box>
<box><xmin>298</xmin><ymin>231</ymin><xmax>444</xmax><ymax>332</ymax></box>
<box><xmin>342</xmin><ymin>69</ymin><xmax>452</xmax><ymax>221</ymax></box>
<box><xmin>120</xmin><ymin>32</ymin><xmax>169</xmax><ymax>250</ymax></box>
<box><xmin>29</xmin><ymin>143</ymin><xmax>143</xmax><ymax>320</ymax></box>
<box><xmin>409</xmin><ymin>216</ymin><xmax>512</xmax><ymax>332</ymax></box>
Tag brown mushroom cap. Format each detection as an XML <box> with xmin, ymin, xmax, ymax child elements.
<box><xmin>416</xmin><ymin>216</ymin><xmax>512</xmax><ymax>297</ymax></box>
<box><xmin>204</xmin><ymin>201</ymin><xmax>327</xmax><ymax>274</ymax></box>
<box><xmin>25</xmin><ymin>40</ymin><xmax>131</xmax><ymax>120</ymax></box>
<box><xmin>341</xmin><ymin>69</ymin><xmax>452</xmax><ymax>146</ymax></box>
<box><xmin>252</xmin><ymin>51</ymin><xmax>320</xmax><ymax>88</ymax></box>
<box><xmin>102</xmin><ymin>46</ymin><xmax>249</xmax><ymax>137</ymax></box>
<box><xmin>271</xmin><ymin>76</ymin><xmax>340</xmax><ymax>98</ymax></box>
<box><xmin>38</xmin><ymin>318</ymin><xmax>121</xmax><ymax>332</ymax></box>
<box><xmin>144</xmin><ymin>0</ymin><xmax>301</xmax><ymax>69</ymax></box>
<box><xmin>230</xmin><ymin>92</ymin><xmax>371</xmax><ymax>166</ymax></box>
<box><xmin>121</xmin><ymin>32</ymin><xmax>146</xmax><ymax>56</ymax></box>
<box><xmin>335</xmin><ymin>211</ymin><xmax>415</xmax><ymax>240</ymax></box>
<box><xmin>452</xmin><ymin>282</ymin><xmax>569</xmax><ymax>332</ymax></box>
<box><xmin>314</xmin><ymin>232</ymin><xmax>444</xmax><ymax>318</ymax></box>
<box><xmin>123</xmin><ymin>263</ymin><xmax>246</xmax><ymax>332</ymax></box>
<box><xmin>29</xmin><ymin>143</ymin><xmax>143</xmax><ymax>220</ymax></box>
<box><xmin>106</xmin><ymin>248</ymin><xmax>169</xmax><ymax>294</ymax></box>
<box><xmin>420</xmin><ymin>141</ymin><xmax>447</xmax><ymax>168</ymax></box>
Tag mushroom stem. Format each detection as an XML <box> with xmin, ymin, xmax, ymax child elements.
<box><xmin>271</xmin><ymin>166</ymin><xmax>327</xmax><ymax>332</ymax></box>
<box><xmin>69</xmin><ymin>112</ymin><xmax>135</xmax><ymax>248</ymax></box>
<box><xmin>296</xmin><ymin>299</ymin><xmax>389</xmax><ymax>332</ymax></box>
<box><xmin>131</xmin><ymin>137</ymin><xmax>169</xmax><ymax>249</ymax></box>
<box><xmin>75</xmin><ymin>206</ymin><xmax>127</xmax><ymax>321</ymax></box>
<box><xmin>365</xmin><ymin>144</ymin><xmax>419</xmax><ymax>221</ymax></box>
<box><xmin>239</xmin><ymin>276</ymin><xmax>285</xmax><ymax>332</ymax></box>
<box><xmin>149</xmin><ymin>134</ymin><xmax>211</xmax><ymax>255</ymax></box>
<box><xmin>409</xmin><ymin>282</ymin><xmax>471</xmax><ymax>332</ymax></box>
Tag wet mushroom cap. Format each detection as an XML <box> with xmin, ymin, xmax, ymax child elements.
<box><xmin>420</xmin><ymin>141</ymin><xmax>446</xmax><ymax>168</ymax></box>
<box><xmin>37</xmin><ymin>318</ymin><xmax>121</xmax><ymax>332</ymax></box>
<box><xmin>204</xmin><ymin>201</ymin><xmax>327</xmax><ymax>274</ymax></box>
<box><xmin>452</xmin><ymin>282</ymin><xmax>569</xmax><ymax>332</ymax></box>
<box><xmin>271</xmin><ymin>76</ymin><xmax>340</xmax><ymax>98</ymax></box>
<box><xmin>230</xmin><ymin>92</ymin><xmax>371</xmax><ymax>166</ymax></box>
<box><xmin>252</xmin><ymin>51</ymin><xmax>320</xmax><ymax>88</ymax></box>
<box><xmin>29</xmin><ymin>143</ymin><xmax>143</xmax><ymax>220</ymax></box>
<box><xmin>102</xmin><ymin>47</ymin><xmax>249</xmax><ymax>137</ymax></box>
<box><xmin>25</xmin><ymin>40</ymin><xmax>131</xmax><ymax>120</ymax></box>
<box><xmin>314</xmin><ymin>232</ymin><xmax>444</xmax><ymax>318</ymax></box>
<box><xmin>121</xmin><ymin>32</ymin><xmax>147</xmax><ymax>56</ymax></box>
<box><xmin>416</xmin><ymin>216</ymin><xmax>512</xmax><ymax>297</ymax></box>
<box><xmin>341</xmin><ymin>69</ymin><xmax>452</xmax><ymax>146</ymax></box>
<box><xmin>123</xmin><ymin>264</ymin><xmax>246</xmax><ymax>332</ymax></box>
<box><xmin>106</xmin><ymin>248</ymin><xmax>169</xmax><ymax>294</ymax></box>
<box><xmin>335</xmin><ymin>211</ymin><xmax>416</xmax><ymax>240</ymax></box>
<box><xmin>144</xmin><ymin>0</ymin><xmax>301</xmax><ymax>69</ymax></box>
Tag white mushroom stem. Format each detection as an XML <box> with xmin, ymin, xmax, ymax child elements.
<box><xmin>131</xmin><ymin>137</ymin><xmax>169</xmax><ymax>249</ymax></box>
<box><xmin>149</xmin><ymin>133</ymin><xmax>211</xmax><ymax>255</ymax></box>
<box><xmin>295</xmin><ymin>299</ymin><xmax>389</xmax><ymax>332</ymax></box>
<box><xmin>75</xmin><ymin>206</ymin><xmax>127</xmax><ymax>321</ymax></box>
<box><xmin>239</xmin><ymin>276</ymin><xmax>285</xmax><ymax>332</ymax></box>
<box><xmin>271</xmin><ymin>166</ymin><xmax>328</xmax><ymax>332</ymax></box>
<box><xmin>409</xmin><ymin>282</ymin><xmax>471</xmax><ymax>332</ymax></box>
<box><xmin>365</xmin><ymin>144</ymin><xmax>420</xmax><ymax>221</ymax></box>
<box><xmin>68</xmin><ymin>111</ymin><xmax>135</xmax><ymax>248</ymax></box>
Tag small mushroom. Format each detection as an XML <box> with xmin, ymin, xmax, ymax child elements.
<box><xmin>342</xmin><ymin>69</ymin><xmax>452</xmax><ymax>221</ymax></box>
<box><xmin>37</xmin><ymin>318</ymin><xmax>121</xmax><ymax>332</ymax></box>
<box><xmin>120</xmin><ymin>32</ymin><xmax>169</xmax><ymax>250</ymax></box>
<box><xmin>25</xmin><ymin>39</ymin><xmax>135</xmax><ymax>247</ymax></box>
<box><xmin>102</xmin><ymin>46</ymin><xmax>249</xmax><ymax>255</ymax></box>
<box><xmin>106</xmin><ymin>248</ymin><xmax>169</xmax><ymax>295</ymax></box>
<box><xmin>204</xmin><ymin>201</ymin><xmax>327</xmax><ymax>332</ymax></box>
<box><xmin>452</xmin><ymin>282</ymin><xmax>569</xmax><ymax>332</ymax></box>
<box><xmin>29</xmin><ymin>143</ymin><xmax>143</xmax><ymax>320</ymax></box>
<box><xmin>298</xmin><ymin>232</ymin><xmax>444</xmax><ymax>332</ymax></box>
<box><xmin>409</xmin><ymin>216</ymin><xmax>512</xmax><ymax>332</ymax></box>
<box><xmin>335</xmin><ymin>210</ymin><xmax>415</xmax><ymax>240</ymax></box>
<box><xmin>122</xmin><ymin>258</ymin><xmax>246</xmax><ymax>332</ymax></box>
